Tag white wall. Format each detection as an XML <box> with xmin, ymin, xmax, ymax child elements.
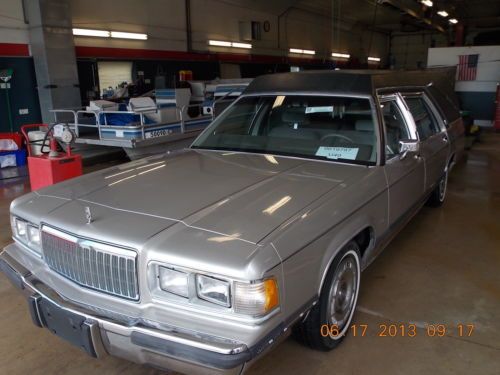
<box><xmin>285</xmin><ymin>8</ymin><xmax>388</xmax><ymax>62</ymax></box>
<box><xmin>390</xmin><ymin>32</ymin><xmax>448</xmax><ymax>69</ymax></box>
<box><xmin>427</xmin><ymin>46</ymin><xmax>500</xmax><ymax>93</ymax></box>
<box><xmin>71</xmin><ymin>0</ymin><xmax>187</xmax><ymax>51</ymax></box>
<box><xmin>0</xmin><ymin>0</ymin><xmax>389</xmax><ymax>63</ymax></box>
<box><xmin>0</xmin><ymin>0</ymin><xmax>29</xmax><ymax>44</ymax></box>
<box><xmin>428</xmin><ymin>46</ymin><xmax>500</xmax><ymax>125</ymax></box>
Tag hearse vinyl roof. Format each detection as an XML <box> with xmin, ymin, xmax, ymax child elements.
<box><xmin>244</xmin><ymin>68</ymin><xmax>456</xmax><ymax>97</ymax></box>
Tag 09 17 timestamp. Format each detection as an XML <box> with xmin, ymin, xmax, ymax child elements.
<box><xmin>320</xmin><ymin>323</ymin><xmax>475</xmax><ymax>338</ymax></box>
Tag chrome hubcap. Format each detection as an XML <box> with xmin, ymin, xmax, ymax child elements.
<box><xmin>439</xmin><ymin>173</ymin><xmax>447</xmax><ymax>202</ymax></box>
<box><xmin>327</xmin><ymin>254</ymin><xmax>358</xmax><ymax>330</ymax></box>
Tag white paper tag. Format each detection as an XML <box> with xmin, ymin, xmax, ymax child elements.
<box><xmin>115</xmin><ymin>130</ymin><xmax>124</xmax><ymax>138</ymax></box>
<box><xmin>305</xmin><ymin>106</ymin><xmax>334</xmax><ymax>114</ymax></box>
<box><xmin>315</xmin><ymin>146</ymin><xmax>359</xmax><ymax>160</ymax></box>
<box><xmin>53</xmin><ymin>124</ymin><xmax>64</xmax><ymax>138</ymax></box>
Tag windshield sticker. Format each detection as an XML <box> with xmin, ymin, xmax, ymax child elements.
<box><xmin>305</xmin><ymin>106</ymin><xmax>334</xmax><ymax>114</ymax></box>
<box><xmin>315</xmin><ymin>146</ymin><xmax>359</xmax><ymax>160</ymax></box>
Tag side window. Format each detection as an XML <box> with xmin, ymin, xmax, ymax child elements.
<box><xmin>404</xmin><ymin>97</ymin><xmax>441</xmax><ymax>140</ymax></box>
<box><xmin>381</xmin><ymin>100</ymin><xmax>410</xmax><ymax>159</ymax></box>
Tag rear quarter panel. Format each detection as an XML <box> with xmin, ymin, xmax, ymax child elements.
<box><xmin>446</xmin><ymin>117</ymin><xmax>466</xmax><ymax>165</ymax></box>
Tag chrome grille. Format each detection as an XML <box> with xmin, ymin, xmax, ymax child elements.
<box><xmin>41</xmin><ymin>227</ymin><xmax>139</xmax><ymax>300</ymax></box>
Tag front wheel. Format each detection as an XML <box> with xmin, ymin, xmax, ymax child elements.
<box><xmin>427</xmin><ymin>170</ymin><xmax>448</xmax><ymax>207</ymax></box>
<box><xmin>293</xmin><ymin>241</ymin><xmax>361</xmax><ymax>351</ymax></box>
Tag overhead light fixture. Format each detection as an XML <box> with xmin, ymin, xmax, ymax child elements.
<box><xmin>367</xmin><ymin>56</ymin><xmax>381</xmax><ymax>62</ymax></box>
<box><xmin>208</xmin><ymin>40</ymin><xmax>252</xmax><ymax>49</ymax></box>
<box><xmin>231</xmin><ymin>42</ymin><xmax>252</xmax><ymax>49</ymax></box>
<box><xmin>73</xmin><ymin>28</ymin><xmax>148</xmax><ymax>40</ymax></box>
<box><xmin>421</xmin><ymin>0</ymin><xmax>433</xmax><ymax>7</ymax></box>
<box><xmin>111</xmin><ymin>31</ymin><xmax>148</xmax><ymax>40</ymax></box>
<box><xmin>449</xmin><ymin>18</ymin><xmax>458</xmax><ymax>24</ymax></box>
<box><xmin>289</xmin><ymin>48</ymin><xmax>316</xmax><ymax>55</ymax></box>
<box><xmin>209</xmin><ymin>40</ymin><xmax>232</xmax><ymax>47</ymax></box>
<box><xmin>437</xmin><ymin>10</ymin><xmax>449</xmax><ymax>17</ymax></box>
<box><xmin>332</xmin><ymin>52</ymin><xmax>350</xmax><ymax>59</ymax></box>
<box><xmin>72</xmin><ymin>28</ymin><xmax>110</xmax><ymax>38</ymax></box>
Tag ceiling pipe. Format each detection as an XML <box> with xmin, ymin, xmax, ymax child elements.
<box><xmin>277</xmin><ymin>6</ymin><xmax>293</xmax><ymax>50</ymax></box>
<box><xmin>380</xmin><ymin>0</ymin><xmax>445</xmax><ymax>33</ymax></box>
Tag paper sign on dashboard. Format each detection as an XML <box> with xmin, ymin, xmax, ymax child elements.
<box><xmin>315</xmin><ymin>146</ymin><xmax>359</xmax><ymax>160</ymax></box>
<box><xmin>305</xmin><ymin>106</ymin><xmax>334</xmax><ymax>114</ymax></box>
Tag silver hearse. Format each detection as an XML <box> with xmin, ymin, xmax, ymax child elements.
<box><xmin>1</xmin><ymin>70</ymin><xmax>464</xmax><ymax>374</ymax></box>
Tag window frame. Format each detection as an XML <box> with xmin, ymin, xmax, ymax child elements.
<box><xmin>378</xmin><ymin>93</ymin><xmax>419</xmax><ymax>161</ymax></box>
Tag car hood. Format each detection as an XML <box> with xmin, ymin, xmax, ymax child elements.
<box><xmin>32</xmin><ymin>150</ymin><xmax>366</xmax><ymax>243</ymax></box>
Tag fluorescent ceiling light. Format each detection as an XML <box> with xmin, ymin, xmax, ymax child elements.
<box><xmin>209</xmin><ymin>40</ymin><xmax>232</xmax><ymax>47</ymax></box>
<box><xmin>421</xmin><ymin>0</ymin><xmax>433</xmax><ymax>7</ymax></box>
<box><xmin>332</xmin><ymin>52</ymin><xmax>350</xmax><ymax>59</ymax></box>
<box><xmin>437</xmin><ymin>10</ymin><xmax>448</xmax><ymax>17</ymax></box>
<box><xmin>111</xmin><ymin>31</ymin><xmax>148</xmax><ymax>40</ymax></box>
<box><xmin>367</xmin><ymin>56</ymin><xmax>381</xmax><ymax>62</ymax></box>
<box><xmin>290</xmin><ymin>48</ymin><xmax>315</xmax><ymax>55</ymax></box>
<box><xmin>231</xmin><ymin>42</ymin><xmax>252</xmax><ymax>49</ymax></box>
<box><xmin>449</xmin><ymin>18</ymin><xmax>458</xmax><ymax>24</ymax></box>
<box><xmin>209</xmin><ymin>40</ymin><xmax>252</xmax><ymax>49</ymax></box>
<box><xmin>72</xmin><ymin>28</ymin><xmax>110</xmax><ymax>37</ymax></box>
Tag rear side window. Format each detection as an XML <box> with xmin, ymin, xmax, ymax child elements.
<box><xmin>404</xmin><ymin>97</ymin><xmax>441</xmax><ymax>140</ymax></box>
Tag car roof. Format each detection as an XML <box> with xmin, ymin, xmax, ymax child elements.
<box><xmin>244</xmin><ymin>68</ymin><xmax>457</xmax><ymax>98</ymax></box>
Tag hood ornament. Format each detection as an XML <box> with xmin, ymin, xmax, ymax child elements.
<box><xmin>85</xmin><ymin>206</ymin><xmax>93</xmax><ymax>224</ymax></box>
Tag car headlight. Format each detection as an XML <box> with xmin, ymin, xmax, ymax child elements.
<box><xmin>11</xmin><ymin>215</ymin><xmax>41</xmax><ymax>255</ymax></box>
<box><xmin>196</xmin><ymin>274</ymin><xmax>231</xmax><ymax>307</ymax></box>
<box><xmin>159</xmin><ymin>267</ymin><xmax>189</xmax><ymax>297</ymax></box>
<box><xmin>13</xmin><ymin>217</ymin><xmax>27</xmax><ymax>239</ymax></box>
<box><xmin>152</xmin><ymin>263</ymin><xmax>280</xmax><ymax>318</ymax></box>
<box><xmin>27</xmin><ymin>225</ymin><xmax>41</xmax><ymax>247</ymax></box>
<box><xmin>234</xmin><ymin>278</ymin><xmax>279</xmax><ymax>317</ymax></box>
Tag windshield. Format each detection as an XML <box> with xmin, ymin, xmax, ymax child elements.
<box><xmin>192</xmin><ymin>95</ymin><xmax>378</xmax><ymax>165</ymax></box>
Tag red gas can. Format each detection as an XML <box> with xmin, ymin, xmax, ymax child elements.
<box><xmin>27</xmin><ymin>154</ymin><xmax>82</xmax><ymax>190</ymax></box>
<box><xmin>21</xmin><ymin>124</ymin><xmax>83</xmax><ymax>190</ymax></box>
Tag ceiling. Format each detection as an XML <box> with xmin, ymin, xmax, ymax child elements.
<box><xmin>223</xmin><ymin>0</ymin><xmax>500</xmax><ymax>33</ymax></box>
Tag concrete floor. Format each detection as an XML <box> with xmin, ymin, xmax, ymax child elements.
<box><xmin>1</xmin><ymin>134</ymin><xmax>499</xmax><ymax>375</ymax></box>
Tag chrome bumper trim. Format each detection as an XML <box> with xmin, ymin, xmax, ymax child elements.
<box><xmin>0</xmin><ymin>249</ymin><xmax>250</xmax><ymax>370</ymax></box>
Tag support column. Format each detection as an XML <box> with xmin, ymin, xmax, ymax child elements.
<box><xmin>25</xmin><ymin>0</ymin><xmax>81</xmax><ymax>124</ymax></box>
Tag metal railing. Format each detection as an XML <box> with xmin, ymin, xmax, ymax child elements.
<box><xmin>49</xmin><ymin>103</ymin><xmax>214</xmax><ymax>143</ymax></box>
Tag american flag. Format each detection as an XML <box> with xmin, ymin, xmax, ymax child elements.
<box><xmin>457</xmin><ymin>54</ymin><xmax>479</xmax><ymax>81</ymax></box>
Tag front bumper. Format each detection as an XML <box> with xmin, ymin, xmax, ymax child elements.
<box><xmin>0</xmin><ymin>249</ymin><xmax>261</xmax><ymax>375</ymax></box>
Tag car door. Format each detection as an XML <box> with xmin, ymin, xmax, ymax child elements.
<box><xmin>403</xmin><ymin>93</ymin><xmax>449</xmax><ymax>192</ymax></box>
<box><xmin>380</xmin><ymin>94</ymin><xmax>425</xmax><ymax>226</ymax></box>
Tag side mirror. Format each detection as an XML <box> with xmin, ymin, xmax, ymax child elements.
<box><xmin>398</xmin><ymin>139</ymin><xmax>420</xmax><ymax>160</ymax></box>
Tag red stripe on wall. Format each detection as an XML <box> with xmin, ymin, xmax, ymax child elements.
<box><xmin>74</xmin><ymin>46</ymin><xmax>327</xmax><ymax>65</ymax></box>
<box><xmin>0</xmin><ymin>43</ymin><xmax>30</xmax><ymax>57</ymax></box>
<box><xmin>0</xmin><ymin>43</ymin><xmax>339</xmax><ymax>65</ymax></box>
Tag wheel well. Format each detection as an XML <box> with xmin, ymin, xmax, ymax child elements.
<box><xmin>353</xmin><ymin>227</ymin><xmax>374</xmax><ymax>259</ymax></box>
<box><xmin>447</xmin><ymin>153</ymin><xmax>455</xmax><ymax>170</ymax></box>
<box><xmin>318</xmin><ymin>226</ymin><xmax>374</xmax><ymax>295</ymax></box>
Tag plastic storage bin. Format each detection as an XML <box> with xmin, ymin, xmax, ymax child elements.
<box><xmin>0</xmin><ymin>132</ymin><xmax>23</xmax><ymax>150</ymax></box>
<box><xmin>0</xmin><ymin>149</ymin><xmax>27</xmax><ymax>167</ymax></box>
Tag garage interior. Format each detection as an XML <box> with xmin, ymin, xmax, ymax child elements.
<box><xmin>1</xmin><ymin>0</ymin><xmax>500</xmax><ymax>374</ymax></box>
